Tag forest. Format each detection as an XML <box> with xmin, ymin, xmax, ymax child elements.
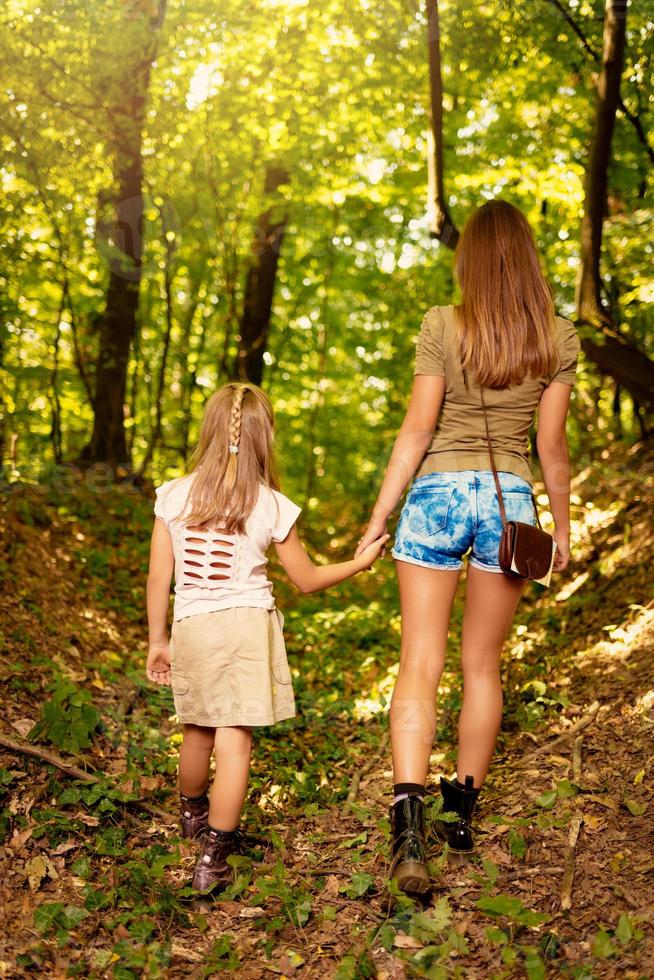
<box><xmin>0</xmin><ymin>0</ymin><xmax>653</xmax><ymax>977</ymax></box>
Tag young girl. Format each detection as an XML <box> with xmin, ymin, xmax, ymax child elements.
<box><xmin>146</xmin><ymin>382</ymin><xmax>388</xmax><ymax>894</ymax></box>
<box><xmin>357</xmin><ymin>199</ymin><xmax>580</xmax><ymax>894</ymax></box>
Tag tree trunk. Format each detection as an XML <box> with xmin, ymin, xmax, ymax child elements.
<box><xmin>49</xmin><ymin>282</ymin><xmax>66</xmax><ymax>464</ymax></box>
<box><xmin>426</xmin><ymin>0</ymin><xmax>459</xmax><ymax>248</ymax></box>
<box><xmin>135</xmin><ymin>226</ymin><xmax>175</xmax><ymax>477</ymax></box>
<box><xmin>574</xmin><ymin>0</ymin><xmax>654</xmax><ymax>412</ymax></box>
<box><xmin>576</xmin><ymin>0</ymin><xmax>626</xmax><ymax>326</ymax></box>
<box><xmin>235</xmin><ymin>167</ymin><xmax>289</xmax><ymax>386</ymax></box>
<box><xmin>83</xmin><ymin>1</ymin><xmax>167</xmax><ymax>471</ymax></box>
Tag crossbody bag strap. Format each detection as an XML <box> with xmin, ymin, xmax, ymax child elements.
<box><xmin>479</xmin><ymin>387</ymin><xmax>508</xmax><ymax>530</ymax></box>
<box><xmin>480</xmin><ymin>387</ymin><xmax>544</xmax><ymax>532</ymax></box>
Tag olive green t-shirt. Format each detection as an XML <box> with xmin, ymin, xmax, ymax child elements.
<box><xmin>413</xmin><ymin>305</ymin><xmax>581</xmax><ymax>486</ymax></box>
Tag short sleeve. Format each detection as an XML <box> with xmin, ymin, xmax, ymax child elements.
<box><xmin>153</xmin><ymin>484</ymin><xmax>170</xmax><ymax>528</ymax></box>
<box><xmin>414</xmin><ymin>307</ymin><xmax>446</xmax><ymax>376</ymax></box>
<box><xmin>271</xmin><ymin>490</ymin><xmax>302</xmax><ymax>543</ymax></box>
<box><xmin>551</xmin><ymin>318</ymin><xmax>581</xmax><ymax>386</ymax></box>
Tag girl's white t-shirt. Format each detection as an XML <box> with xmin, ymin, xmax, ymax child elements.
<box><xmin>154</xmin><ymin>475</ymin><xmax>301</xmax><ymax>621</ymax></box>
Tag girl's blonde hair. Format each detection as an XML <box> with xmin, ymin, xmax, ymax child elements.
<box><xmin>181</xmin><ymin>382</ymin><xmax>279</xmax><ymax>534</ymax></box>
<box><xmin>453</xmin><ymin>199</ymin><xmax>558</xmax><ymax>388</ymax></box>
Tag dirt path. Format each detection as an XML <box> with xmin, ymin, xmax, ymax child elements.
<box><xmin>1</xmin><ymin>448</ymin><xmax>652</xmax><ymax>978</ymax></box>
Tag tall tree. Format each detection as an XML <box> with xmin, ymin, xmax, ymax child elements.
<box><xmin>235</xmin><ymin>167</ymin><xmax>289</xmax><ymax>386</ymax></box>
<box><xmin>83</xmin><ymin>0</ymin><xmax>168</xmax><ymax>470</ymax></box>
<box><xmin>426</xmin><ymin>0</ymin><xmax>459</xmax><ymax>248</ymax></box>
<box><xmin>575</xmin><ymin>0</ymin><xmax>654</xmax><ymax>411</ymax></box>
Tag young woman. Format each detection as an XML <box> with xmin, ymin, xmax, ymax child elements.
<box><xmin>356</xmin><ymin>199</ymin><xmax>580</xmax><ymax>894</ymax></box>
<box><xmin>146</xmin><ymin>382</ymin><xmax>388</xmax><ymax>894</ymax></box>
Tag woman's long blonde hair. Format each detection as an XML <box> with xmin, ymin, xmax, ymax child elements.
<box><xmin>454</xmin><ymin>199</ymin><xmax>558</xmax><ymax>388</ymax></box>
<box><xmin>179</xmin><ymin>382</ymin><xmax>279</xmax><ymax>534</ymax></box>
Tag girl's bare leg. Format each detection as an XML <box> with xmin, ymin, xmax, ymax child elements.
<box><xmin>457</xmin><ymin>565</ymin><xmax>527</xmax><ymax>787</ymax></box>
<box><xmin>178</xmin><ymin>723</ymin><xmax>215</xmax><ymax>797</ymax></box>
<box><xmin>391</xmin><ymin>561</ymin><xmax>460</xmax><ymax>786</ymax></box>
<box><xmin>209</xmin><ymin>726</ymin><xmax>253</xmax><ymax>832</ymax></box>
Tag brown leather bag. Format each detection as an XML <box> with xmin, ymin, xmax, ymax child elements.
<box><xmin>479</xmin><ymin>389</ymin><xmax>555</xmax><ymax>581</ymax></box>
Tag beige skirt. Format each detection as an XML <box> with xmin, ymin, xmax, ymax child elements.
<box><xmin>169</xmin><ymin>606</ymin><xmax>296</xmax><ymax>727</ymax></box>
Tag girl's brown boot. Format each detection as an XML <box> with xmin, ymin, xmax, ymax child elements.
<box><xmin>180</xmin><ymin>790</ymin><xmax>209</xmax><ymax>839</ymax></box>
<box><xmin>192</xmin><ymin>827</ymin><xmax>240</xmax><ymax>893</ymax></box>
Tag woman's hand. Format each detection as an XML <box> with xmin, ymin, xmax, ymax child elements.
<box><xmin>355</xmin><ymin>515</ymin><xmax>389</xmax><ymax>558</ymax></box>
<box><xmin>552</xmin><ymin>528</ymin><xmax>570</xmax><ymax>572</ymax></box>
<box><xmin>146</xmin><ymin>642</ymin><xmax>171</xmax><ymax>685</ymax></box>
<box><xmin>356</xmin><ymin>533</ymin><xmax>391</xmax><ymax>570</ymax></box>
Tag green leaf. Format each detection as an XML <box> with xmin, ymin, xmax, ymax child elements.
<box><xmin>484</xmin><ymin>926</ymin><xmax>507</xmax><ymax>946</ymax></box>
<box><xmin>477</xmin><ymin>894</ymin><xmax>524</xmax><ymax>918</ymax></box>
<box><xmin>509</xmin><ymin>829</ymin><xmax>527</xmax><ymax>859</ymax></box>
<box><xmin>434</xmin><ymin>809</ymin><xmax>459</xmax><ymax>823</ymax></box>
<box><xmin>615</xmin><ymin>914</ymin><xmax>633</xmax><ymax>944</ymax></box>
<box><xmin>207</xmin><ymin>934</ymin><xmax>239</xmax><ymax>970</ymax></box>
<box><xmin>408</xmin><ymin>898</ymin><xmax>452</xmax><ymax>942</ymax></box>
<box><xmin>343</xmin><ymin>872</ymin><xmax>374</xmax><ymax>899</ymax></box>
<box><xmin>334</xmin><ymin>955</ymin><xmax>357</xmax><ymax>980</ymax></box>
<box><xmin>623</xmin><ymin>798</ymin><xmax>647</xmax><ymax>816</ymax></box>
<box><xmin>71</xmin><ymin>856</ymin><xmax>91</xmax><ymax>879</ymax></box>
<box><xmin>34</xmin><ymin>902</ymin><xmax>64</xmax><ymax>934</ymax></box>
<box><xmin>95</xmin><ymin>828</ymin><xmax>127</xmax><ymax>856</ymax></box>
<box><xmin>523</xmin><ymin>946</ymin><xmax>546</xmax><ymax>980</ymax></box>
<box><xmin>536</xmin><ymin>790</ymin><xmax>557</xmax><ymax>809</ymax></box>
<box><xmin>518</xmin><ymin>908</ymin><xmax>551</xmax><ymax>928</ymax></box>
<box><xmin>477</xmin><ymin>894</ymin><xmax>549</xmax><ymax>928</ymax></box>
<box><xmin>482</xmin><ymin>859</ymin><xmax>499</xmax><ymax>885</ymax></box>
<box><xmin>592</xmin><ymin>929</ymin><xmax>616</xmax><ymax>958</ymax></box>
<box><xmin>285</xmin><ymin>896</ymin><xmax>312</xmax><ymax>927</ymax></box>
<box><xmin>556</xmin><ymin>779</ymin><xmax>579</xmax><ymax>799</ymax></box>
<box><xmin>83</xmin><ymin>887</ymin><xmax>111</xmax><ymax>912</ymax></box>
<box><xmin>342</xmin><ymin>830</ymin><xmax>368</xmax><ymax>848</ymax></box>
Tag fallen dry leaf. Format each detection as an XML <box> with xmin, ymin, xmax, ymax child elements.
<box><xmin>25</xmin><ymin>855</ymin><xmax>48</xmax><ymax>890</ymax></box>
<box><xmin>10</xmin><ymin>827</ymin><xmax>33</xmax><ymax>849</ymax></box>
<box><xmin>51</xmin><ymin>840</ymin><xmax>79</xmax><ymax>856</ymax></box>
<box><xmin>170</xmin><ymin>943</ymin><xmax>203</xmax><ymax>963</ymax></box>
<box><xmin>393</xmin><ymin>933</ymin><xmax>422</xmax><ymax>950</ymax></box>
<box><xmin>11</xmin><ymin>719</ymin><xmax>35</xmax><ymax>738</ymax></box>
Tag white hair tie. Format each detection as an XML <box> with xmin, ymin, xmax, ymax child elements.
<box><xmin>229</xmin><ymin>444</ymin><xmax>239</xmax><ymax>455</ymax></box>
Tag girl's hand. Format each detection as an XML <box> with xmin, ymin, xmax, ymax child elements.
<box><xmin>146</xmin><ymin>642</ymin><xmax>171</xmax><ymax>685</ymax></box>
<box><xmin>355</xmin><ymin>515</ymin><xmax>388</xmax><ymax>558</ymax></box>
<box><xmin>356</xmin><ymin>533</ymin><xmax>391</xmax><ymax>570</ymax></box>
<box><xmin>552</xmin><ymin>528</ymin><xmax>570</xmax><ymax>572</ymax></box>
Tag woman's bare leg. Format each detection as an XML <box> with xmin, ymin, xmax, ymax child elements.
<box><xmin>391</xmin><ymin>561</ymin><xmax>460</xmax><ymax>786</ymax></box>
<box><xmin>457</xmin><ymin>565</ymin><xmax>527</xmax><ymax>787</ymax></box>
<box><xmin>209</xmin><ymin>726</ymin><xmax>253</xmax><ymax>832</ymax></box>
<box><xmin>178</xmin><ymin>723</ymin><xmax>215</xmax><ymax>797</ymax></box>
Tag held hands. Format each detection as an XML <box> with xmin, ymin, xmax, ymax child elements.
<box><xmin>355</xmin><ymin>530</ymin><xmax>391</xmax><ymax>570</ymax></box>
<box><xmin>146</xmin><ymin>642</ymin><xmax>171</xmax><ymax>686</ymax></box>
<box><xmin>355</xmin><ymin>515</ymin><xmax>388</xmax><ymax>560</ymax></box>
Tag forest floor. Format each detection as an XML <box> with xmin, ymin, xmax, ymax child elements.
<box><xmin>1</xmin><ymin>442</ymin><xmax>653</xmax><ymax>980</ymax></box>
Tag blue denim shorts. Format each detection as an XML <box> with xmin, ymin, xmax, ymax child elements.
<box><xmin>392</xmin><ymin>470</ymin><xmax>537</xmax><ymax>574</ymax></box>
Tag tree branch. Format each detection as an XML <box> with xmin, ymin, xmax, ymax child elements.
<box><xmin>0</xmin><ymin>732</ymin><xmax>176</xmax><ymax>825</ymax></box>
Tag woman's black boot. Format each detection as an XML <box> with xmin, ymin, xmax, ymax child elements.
<box><xmin>389</xmin><ymin>795</ymin><xmax>431</xmax><ymax>895</ymax></box>
<box><xmin>434</xmin><ymin>775</ymin><xmax>480</xmax><ymax>862</ymax></box>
